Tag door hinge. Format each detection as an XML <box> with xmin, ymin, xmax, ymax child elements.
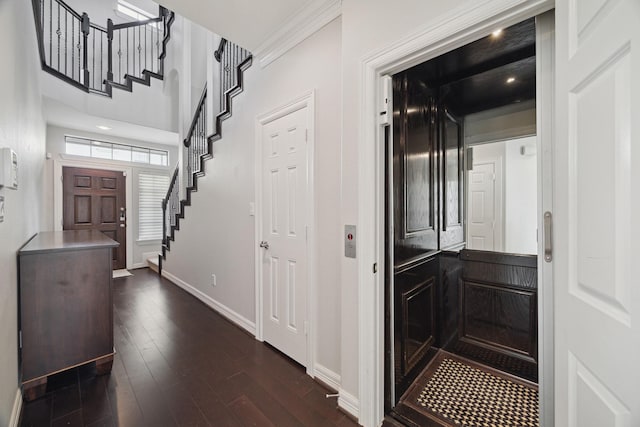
<box><xmin>373</xmin><ymin>262</ymin><xmax>378</xmax><ymax>274</ymax></box>
<box><xmin>18</xmin><ymin>331</ymin><xmax>22</xmax><ymax>349</ymax></box>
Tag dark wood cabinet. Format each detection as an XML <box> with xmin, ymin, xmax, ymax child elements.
<box><xmin>18</xmin><ymin>230</ymin><xmax>119</xmax><ymax>401</ymax></box>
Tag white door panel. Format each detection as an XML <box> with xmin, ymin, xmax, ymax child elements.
<box><xmin>261</xmin><ymin>106</ymin><xmax>309</xmax><ymax>367</ymax></box>
<box><xmin>556</xmin><ymin>0</ymin><xmax>639</xmax><ymax>425</ymax></box>
<box><xmin>467</xmin><ymin>163</ymin><xmax>496</xmax><ymax>250</ymax></box>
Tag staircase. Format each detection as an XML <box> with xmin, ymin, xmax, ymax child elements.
<box><xmin>160</xmin><ymin>39</ymin><xmax>252</xmax><ymax>272</ymax></box>
<box><xmin>31</xmin><ymin>0</ymin><xmax>175</xmax><ymax>97</ymax></box>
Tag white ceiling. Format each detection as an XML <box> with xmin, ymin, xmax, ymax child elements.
<box><xmin>156</xmin><ymin>0</ymin><xmax>314</xmax><ymax>51</ymax></box>
<box><xmin>43</xmin><ymin>97</ymin><xmax>180</xmax><ymax>146</ymax></box>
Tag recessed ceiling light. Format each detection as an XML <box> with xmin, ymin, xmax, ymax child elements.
<box><xmin>492</xmin><ymin>29</ymin><xmax>503</xmax><ymax>37</ymax></box>
<box><xmin>96</xmin><ymin>125</ymin><xmax>111</xmax><ymax>130</ymax></box>
<box><xmin>506</xmin><ymin>77</ymin><xmax>516</xmax><ymax>84</ymax></box>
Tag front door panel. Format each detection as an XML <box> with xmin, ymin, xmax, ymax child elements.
<box><xmin>63</xmin><ymin>167</ymin><xmax>126</xmax><ymax>269</ymax></box>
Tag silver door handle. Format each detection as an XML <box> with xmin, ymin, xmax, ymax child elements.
<box><xmin>259</xmin><ymin>241</ymin><xmax>269</xmax><ymax>250</ymax></box>
<box><xmin>543</xmin><ymin>211</ymin><xmax>552</xmax><ymax>262</ymax></box>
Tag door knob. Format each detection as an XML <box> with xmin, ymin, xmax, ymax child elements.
<box><xmin>259</xmin><ymin>241</ymin><xmax>269</xmax><ymax>250</ymax></box>
<box><xmin>120</xmin><ymin>224</ymin><xmax>125</xmax><ymax>228</ymax></box>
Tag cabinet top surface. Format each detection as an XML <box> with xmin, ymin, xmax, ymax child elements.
<box><xmin>20</xmin><ymin>230</ymin><xmax>119</xmax><ymax>255</ymax></box>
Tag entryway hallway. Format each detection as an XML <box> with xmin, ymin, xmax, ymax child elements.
<box><xmin>20</xmin><ymin>269</ymin><xmax>357</xmax><ymax>427</ymax></box>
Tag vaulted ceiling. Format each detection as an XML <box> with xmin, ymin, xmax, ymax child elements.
<box><xmin>157</xmin><ymin>0</ymin><xmax>316</xmax><ymax>51</ymax></box>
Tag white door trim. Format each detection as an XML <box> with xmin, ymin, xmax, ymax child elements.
<box><xmin>254</xmin><ymin>91</ymin><xmax>317</xmax><ymax>376</ymax></box>
<box><xmin>53</xmin><ymin>157</ymin><xmax>134</xmax><ymax>270</ymax></box>
<box><xmin>356</xmin><ymin>0</ymin><xmax>554</xmax><ymax>425</ymax></box>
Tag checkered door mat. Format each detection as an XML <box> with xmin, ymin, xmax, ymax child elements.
<box><xmin>417</xmin><ymin>358</ymin><xmax>539</xmax><ymax>427</ymax></box>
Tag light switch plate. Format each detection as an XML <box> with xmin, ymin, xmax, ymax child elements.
<box><xmin>0</xmin><ymin>195</ymin><xmax>5</xmax><ymax>223</ymax></box>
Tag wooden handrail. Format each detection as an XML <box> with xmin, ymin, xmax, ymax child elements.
<box><xmin>183</xmin><ymin>85</ymin><xmax>207</xmax><ymax>148</ymax></box>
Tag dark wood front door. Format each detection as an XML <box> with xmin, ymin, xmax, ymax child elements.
<box><xmin>63</xmin><ymin>167</ymin><xmax>126</xmax><ymax>269</ymax></box>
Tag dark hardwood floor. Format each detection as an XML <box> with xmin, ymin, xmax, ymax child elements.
<box><xmin>20</xmin><ymin>268</ymin><xmax>358</xmax><ymax>427</ymax></box>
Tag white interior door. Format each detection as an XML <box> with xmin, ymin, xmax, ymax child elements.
<box><xmin>555</xmin><ymin>0</ymin><xmax>640</xmax><ymax>425</ymax></box>
<box><xmin>260</xmin><ymin>106</ymin><xmax>309</xmax><ymax>367</ymax></box>
<box><xmin>467</xmin><ymin>162</ymin><xmax>496</xmax><ymax>250</ymax></box>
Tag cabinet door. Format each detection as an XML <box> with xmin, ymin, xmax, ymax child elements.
<box><xmin>439</xmin><ymin>108</ymin><xmax>464</xmax><ymax>249</ymax></box>
<box><xmin>393</xmin><ymin>72</ymin><xmax>438</xmax><ymax>266</ymax></box>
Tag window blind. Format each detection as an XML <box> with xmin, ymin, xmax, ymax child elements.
<box><xmin>138</xmin><ymin>173</ymin><xmax>170</xmax><ymax>241</ymax></box>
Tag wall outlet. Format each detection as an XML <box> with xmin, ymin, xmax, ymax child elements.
<box><xmin>211</xmin><ymin>274</ymin><xmax>217</xmax><ymax>286</ymax></box>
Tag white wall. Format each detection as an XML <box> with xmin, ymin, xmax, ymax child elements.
<box><xmin>464</xmin><ymin>100</ymin><xmax>536</xmax><ymax>145</ymax></box>
<box><xmin>163</xmin><ymin>17</ymin><xmax>343</xmax><ymax>378</ymax></box>
<box><xmin>43</xmin><ymin>125</ymin><xmax>177</xmax><ymax>267</ymax></box>
<box><xmin>0</xmin><ymin>0</ymin><xmax>47</xmax><ymax>424</ymax></box>
<box><xmin>340</xmin><ymin>0</ymin><xmax>467</xmax><ymax>401</ymax></box>
<box><xmin>504</xmin><ymin>136</ymin><xmax>537</xmax><ymax>254</ymax></box>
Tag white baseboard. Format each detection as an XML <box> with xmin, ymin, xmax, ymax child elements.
<box><xmin>9</xmin><ymin>389</ymin><xmax>22</xmax><ymax>427</ymax></box>
<box><xmin>161</xmin><ymin>269</ymin><xmax>256</xmax><ymax>335</ymax></box>
<box><xmin>314</xmin><ymin>363</ymin><xmax>341</xmax><ymax>392</ymax></box>
<box><xmin>130</xmin><ymin>262</ymin><xmax>147</xmax><ymax>269</ymax></box>
<box><xmin>338</xmin><ymin>388</ymin><xmax>359</xmax><ymax>421</ymax></box>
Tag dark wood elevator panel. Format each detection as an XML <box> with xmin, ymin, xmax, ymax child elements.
<box><xmin>393</xmin><ymin>257</ymin><xmax>438</xmax><ymax>400</ymax></box>
<box><xmin>448</xmin><ymin>250</ymin><xmax>538</xmax><ymax>382</ymax></box>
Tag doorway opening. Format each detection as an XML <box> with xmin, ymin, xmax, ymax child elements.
<box><xmin>383</xmin><ymin>16</ymin><xmax>544</xmax><ymax>426</ymax></box>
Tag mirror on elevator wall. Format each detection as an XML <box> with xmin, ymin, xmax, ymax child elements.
<box><xmin>462</xmin><ymin>98</ymin><xmax>538</xmax><ymax>256</ymax></box>
<box><xmin>465</xmin><ymin>135</ymin><xmax>537</xmax><ymax>255</ymax></box>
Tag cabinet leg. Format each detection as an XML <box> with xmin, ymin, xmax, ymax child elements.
<box><xmin>23</xmin><ymin>377</ymin><xmax>47</xmax><ymax>402</ymax></box>
<box><xmin>95</xmin><ymin>354</ymin><xmax>114</xmax><ymax>375</ymax></box>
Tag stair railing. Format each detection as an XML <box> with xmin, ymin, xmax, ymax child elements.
<box><xmin>183</xmin><ymin>87</ymin><xmax>208</xmax><ymax>191</ymax></box>
<box><xmin>32</xmin><ymin>0</ymin><xmax>174</xmax><ymax>96</ymax></box>
<box><xmin>160</xmin><ymin>39</ymin><xmax>252</xmax><ymax>269</ymax></box>
<box><xmin>106</xmin><ymin>7</ymin><xmax>174</xmax><ymax>92</ymax></box>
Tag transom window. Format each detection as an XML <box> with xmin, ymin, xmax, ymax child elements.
<box><xmin>65</xmin><ymin>136</ymin><xmax>169</xmax><ymax>166</ymax></box>
<box><xmin>117</xmin><ymin>0</ymin><xmax>155</xmax><ymax>21</ymax></box>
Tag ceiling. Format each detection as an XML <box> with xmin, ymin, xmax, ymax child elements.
<box><xmin>43</xmin><ymin>97</ymin><xmax>180</xmax><ymax>147</ymax></box>
<box><xmin>156</xmin><ymin>0</ymin><xmax>315</xmax><ymax>51</ymax></box>
<box><xmin>404</xmin><ymin>18</ymin><xmax>536</xmax><ymax>116</ymax></box>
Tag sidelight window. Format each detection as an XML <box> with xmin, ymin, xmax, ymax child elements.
<box><xmin>138</xmin><ymin>173</ymin><xmax>170</xmax><ymax>241</ymax></box>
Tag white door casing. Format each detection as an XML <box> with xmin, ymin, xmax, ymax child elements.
<box><xmin>255</xmin><ymin>93</ymin><xmax>315</xmax><ymax>370</ymax></box>
<box><xmin>468</xmin><ymin>162</ymin><xmax>497</xmax><ymax>250</ymax></box>
<box><xmin>555</xmin><ymin>0</ymin><xmax>639</xmax><ymax>426</ymax></box>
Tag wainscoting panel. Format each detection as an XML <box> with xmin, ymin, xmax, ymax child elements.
<box><xmin>449</xmin><ymin>250</ymin><xmax>538</xmax><ymax>382</ymax></box>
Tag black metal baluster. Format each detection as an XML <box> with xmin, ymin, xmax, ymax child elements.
<box><xmin>144</xmin><ymin>23</ymin><xmax>147</xmax><ymax>72</ymax></box>
<box><xmin>100</xmin><ymin>29</ymin><xmax>104</xmax><ymax>90</ymax></box>
<box><xmin>118</xmin><ymin>30</ymin><xmax>121</xmax><ymax>83</ymax></box>
<box><xmin>56</xmin><ymin>2</ymin><xmax>60</xmax><ymax>71</ymax></box>
<box><xmin>49</xmin><ymin>0</ymin><xmax>52</xmax><ymax>66</ymax></box>
<box><xmin>71</xmin><ymin>18</ymin><xmax>74</xmax><ymax>79</ymax></box>
<box><xmin>41</xmin><ymin>0</ymin><xmax>45</xmax><ymax>43</ymax></box>
<box><xmin>64</xmin><ymin>10</ymin><xmax>67</xmax><ymax>75</ymax></box>
<box><xmin>150</xmin><ymin>24</ymin><xmax>154</xmax><ymax>73</ymax></box>
<box><xmin>126</xmin><ymin>28</ymin><xmax>129</xmax><ymax>80</ymax></box>
<box><xmin>138</xmin><ymin>24</ymin><xmax>141</xmax><ymax>76</ymax></box>
<box><xmin>92</xmin><ymin>27</ymin><xmax>95</xmax><ymax>89</ymax></box>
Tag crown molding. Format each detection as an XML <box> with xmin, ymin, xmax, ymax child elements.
<box><xmin>254</xmin><ymin>0</ymin><xmax>341</xmax><ymax>68</ymax></box>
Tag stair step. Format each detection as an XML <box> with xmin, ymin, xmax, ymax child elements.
<box><xmin>147</xmin><ymin>256</ymin><xmax>160</xmax><ymax>273</ymax></box>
